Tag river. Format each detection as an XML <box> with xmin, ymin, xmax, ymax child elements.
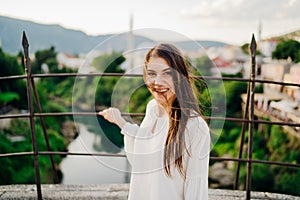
<box><xmin>60</xmin><ymin>123</ymin><xmax>130</xmax><ymax>184</ymax></box>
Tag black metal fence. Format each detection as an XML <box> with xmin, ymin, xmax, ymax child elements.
<box><xmin>0</xmin><ymin>32</ymin><xmax>299</xmax><ymax>200</ymax></box>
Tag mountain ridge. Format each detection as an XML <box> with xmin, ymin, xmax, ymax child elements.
<box><xmin>0</xmin><ymin>15</ymin><xmax>228</xmax><ymax>55</ymax></box>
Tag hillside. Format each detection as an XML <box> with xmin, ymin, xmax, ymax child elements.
<box><xmin>269</xmin><ymin>29</ymin><xmax>300</xmax><ymax>41</ymax></box>
<box><xmin>0</xmin><ymin>15</ymin><xmax>228</xmax><ymax>55</ymax></box>
<box><xmin>280</xmin><ymin>30</ymin><xmax>300</xmax><ymax>41</ymax></box>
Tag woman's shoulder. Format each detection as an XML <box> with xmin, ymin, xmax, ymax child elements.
<box><xmin>145</xmin><ymin>99</ymin><xmax>157</xmax><ymax>112</ymax></box>
<box><xmin>147</xmin><ymin>98</ymin><xmax>157</xmax><ymax>108</ymax></box>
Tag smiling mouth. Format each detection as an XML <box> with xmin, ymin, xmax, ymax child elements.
<box><xmin>153</xmin><ymin>88</ymin><xmax>169</xmax><ymax>93</ymax></box>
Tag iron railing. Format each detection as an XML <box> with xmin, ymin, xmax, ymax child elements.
<box><xmin>0</xmin><ymin>32</ymin><xmax>299</xmax><ymax>200</ymax></box>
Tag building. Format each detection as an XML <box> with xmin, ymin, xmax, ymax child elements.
<box><xmin>243</xmin><ymin>61</ymin><xmax>300</xmax><ymax>137</ymax></box>
<box><xmin>258</xmin><ymin>38</ymin><xmax>279</xmax><ymax>57</ymax></box>
<box><xmin>261</xmin><ymin>61</ymin><xmax>292</xmax><ymax>93</ymax></box>
<box><xmin>56</xmin><ymin>52</ymin><xmax>96</xmax><ymax>73</ymax></box>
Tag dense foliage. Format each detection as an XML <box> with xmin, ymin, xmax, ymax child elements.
<box><xmin>0</xmin><ymin>119</ymin><xmax>66</xmax><ymax>184</ymax></box>
<box><xmin>0</xmin><ymin>47</ymin><xmax>75</xmax><ymax>184</ymax></box>
<box><xmin>272</xmin><ymin>39</ymin><xmax>300</xmax><ymax>63</ymax></box>
<box><xmin>0</xmin><ymin>49</ymin><xmax>27</xmax><ymax>108</ymax></box>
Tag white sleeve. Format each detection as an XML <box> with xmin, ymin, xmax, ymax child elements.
<box><xmin>184</xmin><ymin>117</ymin><xmax>210</xmax><ymax>200</ymax></box>
<box><xmin>121</xmin><ymin>122</ymin><xmax>139</xmax><ymax>155</ymax></box>
<box><xmin>120</xmin><ymin>99</ymin><xmax>156</xmax><ymax>164</ymax></box>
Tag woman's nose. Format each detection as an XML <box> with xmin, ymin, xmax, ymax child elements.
<box><xmin>154</xmin><ymin>74</ymin><xmax>164</xmax><ymax>85</ymax></box>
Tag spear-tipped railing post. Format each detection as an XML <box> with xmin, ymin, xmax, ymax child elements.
<box><xmin>22</xmin><ymin>31</ymin><xmax>42</xmax><ymax>200</ymax></box>
<box><xmin>31</xmin><ymin>77</ymin><xmax>59</xmax><ymax>183</ymax></box>
<box><xmin>234</xmin><ymin>82</ymin><xmax>250</xmax><ymax>189</ymax></box>
<box><xmin>246</xmin><ymin>34</ymin><xmax>257</xmax><ymax>200</ymax></box>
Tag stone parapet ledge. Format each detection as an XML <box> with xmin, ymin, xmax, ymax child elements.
<box><xmin>0</xmin><ymin>184</ymin><xmax>299</xmax><ymax>200</ymax></box>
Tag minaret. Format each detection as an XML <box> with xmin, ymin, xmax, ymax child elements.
<box><xmin>257</xmin><ymin>20</ymin><xmax>262</xmax><ymax>42</ymax></box>
<box><xmin>127</xmin><ymin>13</ymin><xmax>134</xmax><ymax>73</ymax></box>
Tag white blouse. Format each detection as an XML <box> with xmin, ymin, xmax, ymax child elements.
<box><xmin>121</xmin><ymin>99</ymin><xmax>210</xmax><ymax>200</ymax></box>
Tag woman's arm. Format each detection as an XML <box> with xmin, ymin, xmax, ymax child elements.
<box><xmin>98</xmin><ymin>100</ymin><xmax>156</xmax><ymax>163</ymax></box>
<box><xmin>99</xmin><ymin>99</ymin><xmax>156</xmax><ymax>134</ymax></box>
<box><xmin>99</xmin><ymin>107</ymin><xmax>138</xmax><ymax>164</ymax></box>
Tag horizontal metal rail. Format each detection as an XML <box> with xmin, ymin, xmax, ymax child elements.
<box><xmin>1</xmin><ymin>151</ymin><xmax>299</xmax><ymax>169</ymax></box>
<box><xmin>1</xmin><ymin>112</ymin><xmax>299</xmax><ymax>127</ymax></box>
<box><xmin>1</xmin><ymin>73</ymin><xmax>299</xmax><ymax>87</ymax></box>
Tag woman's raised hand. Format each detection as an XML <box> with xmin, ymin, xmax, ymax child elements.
<box><xmin>99</xmin><ymin>107</ymin><xmax>127</xmax><ymax>129</ymax></box>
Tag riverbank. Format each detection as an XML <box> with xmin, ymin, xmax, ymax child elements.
<box><xmin>0</xmin><ymin>184</ymin><xmax>299</xmax><ymax>200</ymax></box>
<box><xmin>60</xmin><ymin>123</ymin><xmax>130</xmax><ymax>184</ymax></box>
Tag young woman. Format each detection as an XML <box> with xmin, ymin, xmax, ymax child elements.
<box><xmin>99</xmin><ymin>43</ymin><xmax>210</xmax><ymax>200</ymax></box>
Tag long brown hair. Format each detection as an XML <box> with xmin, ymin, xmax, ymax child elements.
<box><xmin>144</xmin><ymin>43</ymin><xmax>202</xmax><ymax>177</ymax></box>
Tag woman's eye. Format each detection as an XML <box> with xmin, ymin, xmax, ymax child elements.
<box><xmin>164</xmin><ymin>71</ymin><xmax>172</xmax><ymax>76</ymax></box>
<box><xmin>147</xmin><ymin>72</ymin><xmax>156</xmax><ymax>76</ymax></box>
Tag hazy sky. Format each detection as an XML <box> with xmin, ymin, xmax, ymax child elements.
<box><xmin>1</xmin><ymin>0</ymin><xmax>299</xmax><ymax>45</ymax></box>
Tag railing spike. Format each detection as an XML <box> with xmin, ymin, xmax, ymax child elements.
<box><xmin>22</xmin><ymin>31</ymin><xmax>29</xmax><ymax>49</ymax></box>
<box><xmin>22</xmin><ymin>31</ymin><xmax>30</xmax><ymax>71</ymax></box>
<box><xmin>250</xmin><ymin>34</ymin><xmax>257</xmax><ymax>57</ymax></box>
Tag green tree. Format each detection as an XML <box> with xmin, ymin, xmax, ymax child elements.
<box><xmin>252</xmin><ymin>164</ymin><xmax>274</xmax><ymax>192</ymax></box>
<box><xmin>224</xmin><ymin>81</ymin><xmax>247</xmax><ymax>117</ymax></box>
<box><xmin>93</xmin><ymin>51</ymin><xmax>125</xmax><ymax>73</ymax></box>
<box><xmin>96</xmin><ymin>77</ymin><xmax>120</xmax><ymax>106</ymax></box>
<box><xmin>274</xmin><ymin>170</ymin><xmax>300</xmax><ymax>196</ymax></box>
<box><xmin>0</xmin><ymin>118</ymin><xmax>67</xmax><ymax>184</ymax></box>
<box><xmin>94</xmin><ymin>52</ymin><xmax>125</xmax><ymax>106</ymax></box>
<box><xmin>31</xmin><ymin>46</ymin><xmax>57</xmax><ymax>73</ymax></box>
<box><xmin>0</xmin><ymin>133</ymin><xmax>14</xmax><ymax>184</ymax></box>
<box><xmin>272</xmin><ymin>39</ymin><xmax>300</xmax><ymax>63</ymax></box>
<box><xmin>241</xmin><ymin>43</ymin><xmax>261</xmax><ymax>55</ymax></box>
<box><xmin>194</xmin><ymin>56</ymin><xmax>213</xmax><ymax>76</ymax></box>
<box><xmin>0</xmin><ymin>48</ymin><xmax>27</xmax><ymax>108</ymax></box>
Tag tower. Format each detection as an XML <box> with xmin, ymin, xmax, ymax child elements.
<box><xmin>258</xmin><ymin>20</ymin><xmax>262</xmax><ymax>42</ymax></box>
<box><xmin>127</xmin><ymin>13</ymin><xmax>134</xmax><ymax>73</ymax></box>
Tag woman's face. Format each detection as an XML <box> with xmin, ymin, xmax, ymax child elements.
<box><xmin>145</xmin><ymin>57</ymin><xmax>175</xmax><ymax>106</ymax></box>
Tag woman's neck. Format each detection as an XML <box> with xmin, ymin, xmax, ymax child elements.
<box><xmin>156</xmin><ymin>103</ymin><xmax>167</xmax><ymax>117</ymax></box>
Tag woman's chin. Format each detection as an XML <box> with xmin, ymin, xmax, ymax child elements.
<box><xmin>153</xmin><ymin>93</ymin><xmax>174</xmax><ymax>106</ymax></box>
<box><xmin>154</xmin><ymin>96</ymin><xmax>166</xmax><ymax>104</ymax></box>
